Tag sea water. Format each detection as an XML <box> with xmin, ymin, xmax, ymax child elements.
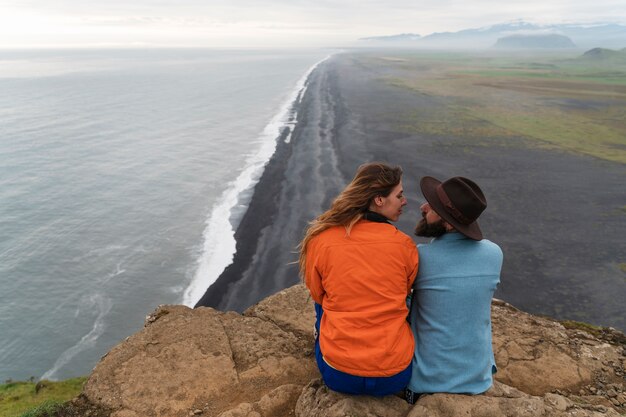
<box><xmin>0</xmin><ymin>48</ymin><xmax>329</xmax><ymax>381</ymax></box>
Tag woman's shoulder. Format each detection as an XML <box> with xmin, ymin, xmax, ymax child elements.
<box><xmin>312</xmin><ymin>222</ymin><xmax>416</xmax><ymax>248</ymax></box>
<box><xmin>393</xmin><ymin>229</ymin><xmax>418</xmax><ymax>251</ymax></box>
<box><xmin>354</xmin><ymin>221</ymin><xmax>416</xmax><ymax>247</ymax></box>
<box><xmin>310</xmin><ymin>225</ymin><xmax>346</xmax><ymax>245</ymax></box>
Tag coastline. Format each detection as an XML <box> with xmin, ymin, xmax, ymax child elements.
<box><xmin>185</xmin><ymin>55</ymin><xmax>329</xmax><ymax>308</ymax></box>
<box><xmin>194</xmin><ymin>125</ymin><xmax>296</xmax><ymax>309</ymax></box>
<box><xmin>195</xmin><ymin>52</ymin><xmax>626</xmax><ymax>332</ymax></box>
<box><xmin>195</xmin><ymin>57</ymin><xmax>347</xmax><ymax>310</ymax></box>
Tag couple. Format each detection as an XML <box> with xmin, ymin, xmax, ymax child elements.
<box><xmin>299</xmin><ymin>162</ymin><xmax>503</xmax><ymax>402</ymax></box>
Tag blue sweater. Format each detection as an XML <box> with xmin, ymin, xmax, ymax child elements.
<box><xmin>408</xmin><ymin>232</ymin><xmax>503</xmax><ymax>394</ymax></box>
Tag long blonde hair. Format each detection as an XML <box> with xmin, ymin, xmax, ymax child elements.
<box><xmin>298</xmin><ymin>162</ymin><xmax>403</xmax><ymax>278</ymax></box>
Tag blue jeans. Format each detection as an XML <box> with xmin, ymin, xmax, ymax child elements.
<box><xmin>314</xmin><ymin>303</ymin><xmax>411</xmax><ymax>396</ymax></box>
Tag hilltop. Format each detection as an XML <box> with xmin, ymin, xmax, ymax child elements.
<box><xmin>581</xmin><ymin>47</ymin><xmax>626</xmax><ymax>61</ymax></box>
<box><xmin>50</xmin><ymin>284</ymin><xmax>626</xmax><ymax>417</ymax></box>
<box><xmin>493</xmin><ymin>34</ymin><xmax>576</xmax><ymax>49</ymax></box>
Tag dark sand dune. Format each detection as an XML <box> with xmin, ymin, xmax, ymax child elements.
<box><xmin>197</xmin><ymin>53</ymin><xmax>626</xmax><ymax>332</ymax></box>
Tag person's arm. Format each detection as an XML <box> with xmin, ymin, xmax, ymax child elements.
<box><xmin>407</xmin><ymin>244</ymin><xmax>419</xmax><ymax>293</ymax></box>
<box><xmin>306</xmin><ymin>264</ymin><xmax>325</xmax><ymax>305</ymax></box>
<box><xmin>305</xmin><ymin>241</ymin><xmax>325</xmax><ymax>305</ymax></box>
<box><xmin>406</xmin><ymin>244</ymin><xmax>418</xmax><ymax>321</ymax></box>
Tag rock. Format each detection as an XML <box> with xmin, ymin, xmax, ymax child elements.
<box><xmin>83</xmin><ymin>305</ymin><xmax>240</xmax><ymax>417</ymax></box>
<box><xmin>244</xmin><ymin>285</ymin><xmax>316</xmax><ymax>342</ymax></box>
<box><xmin>257</xmin><ymin>384</ymin><xmax>303</xmax><ymax>416</ymax></box>
<box><xmin>543</xmin><ymin>393</ymin><xmax>569</xmax><ymax>411</ymax></box>
<box><xmin>295</xmin><ymin>379</ymin><xmax>410</xmax><ymax>417</ymax></box>
<box><xmin>484</xmin><ymin>381</ymin><xmax>525</xmax><ymax>399</ymax></box>
<box><xmin>408</xmin><ymin>391</ymin><xmax>547</xmax><ymax>417</ymax></box>
<box><xmin>213</xmin><ymin>384</ymin><xmax>304</xmax><ymax>417</ymax></box>
<box><xmin>74</xmin><ymin>284</ymin><xmax>626</xmax><ymax>417</ymax></box>
<box><xmin>217</xmin><ymin>403</ymin><xmax>254</xmax><ymax>417</ymax></box>
<box><xmin>407</xmin><ymin>382</ymin><xmax>623</xmax><ymax>417</ymax></box>
<box><xmin>35</xmin><ymin>380</ymin><xmax>51</xmax><ymax>394</ymax></box>
<box><xmin>55</xmin><ymin>394</ymin><xmax>111</xmax><ymax>417</ymax></box>
<box><xmin>83</xmin><ymin>286</ymin><xmax>318</xmax><ymax>417</ymax></box>
<box><xmin>491</xmin><ymin>302</ymin><xmax>624</xmax><ymax>396</ymax></box>
<box><xmin>582</xmin><ymin>395</ymin><xmax>608</xmax><ymax>406</ymax></box>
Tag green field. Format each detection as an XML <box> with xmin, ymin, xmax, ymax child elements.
<box><xmin>0</xmin><ymin>378</ymin><xmax>86</xmax><ymax>417</ymax></box>
<box><xmin>363</xmin><ymin>50</ymin><xmax>626</xmax><ymax>163</ymax></box>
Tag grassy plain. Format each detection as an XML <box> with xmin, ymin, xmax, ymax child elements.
<box><xmin>0</xmin><ymin>378</ymin><xmax>85</xmax><ymax>417</ymax></box>
<box><xmin>368</xmin><ymin>50</ymin><xmax>626</xmax><ymax>163</ymax></box>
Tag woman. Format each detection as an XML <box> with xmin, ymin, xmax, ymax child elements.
<box><xmin>299</xmin><ymin>162</ymin><xmax>418</xmax><ymax>396</ymax></box>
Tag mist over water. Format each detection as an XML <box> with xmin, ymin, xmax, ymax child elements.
<box><xmin>0</xmin><ymin>48</ymin><xmax>329</xmax><ymax>381</ymax></box>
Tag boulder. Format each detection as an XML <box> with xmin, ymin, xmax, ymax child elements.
<box><xmin>83</xmin><ymin>286</ymin><xmax>319</xmax><ymax>417</ymax></box>
<box><xmin>406</xmin><ymin>382</ymin><xmax>622</xmax><ymax>417</ymax></box>
<box><xmin>491</xmin><ymin>300</ymin><xmax>625</xmax><ymax>397</ymax></box>
<box><xmin>77</xmin><ymin>285</ymin><xmax>626</xmax><ymax>417</ymax></box>
<box><xmin>295</xmin><ymin>379</ymin><xmax>411</xmax><ymax>417</ymax></box>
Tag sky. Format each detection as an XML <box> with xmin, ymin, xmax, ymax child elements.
<box><xmin>0</xmin><ymin>0</ymin><xmax>625</xmax><ymax>48</ymax></box>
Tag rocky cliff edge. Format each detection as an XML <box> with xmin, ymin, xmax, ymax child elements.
<box><xmin>66</xmin><ymin>284</ymin><xmax>626</xmax><ymax>417</ymax></box>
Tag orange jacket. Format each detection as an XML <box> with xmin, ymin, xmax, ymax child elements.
<box><xmin>305</xmin><ymin>220</ymin><xmax>418</xmax><ymax>377</ymax></box>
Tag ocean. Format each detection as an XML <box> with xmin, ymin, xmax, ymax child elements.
<box><xmin>0</xmin><ymin>48</ymin><xmax>330</xmax><ymax>381</ymax></box>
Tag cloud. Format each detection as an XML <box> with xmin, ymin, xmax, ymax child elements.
<box><xmin>0</xmin><ymin>0</ymin><xmax>624</xmax><ymax>47</ymax></box>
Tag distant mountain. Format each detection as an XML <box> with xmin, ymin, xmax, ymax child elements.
<box><xmin>582</xmin><ymin>47</ymin><xmax>621</xmax><ymax>58</ymax></box>
<box><xmin>579</xmin><ymin>47</ymin><xmax>626</xmax><ymax>63</ymax></box>
<box><xmin>357</xmin><ymin>21</ymin><xmax>626</xmax><ymax>49</ymax></box>
<box><xmin>493</xmin><ymin>34</ymin><xmax>576</xmax><ymax>49</ymax></box>
<box><xmin>419</xmin><ymin>21</ymin><xmax>538</xmax><ymax>48</ymax></box>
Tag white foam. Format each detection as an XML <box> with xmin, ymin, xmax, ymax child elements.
<box><xmin>41</xmin><ymin>294</ymin><xmax>112</xmax><ymax>381</ymax></box>
<box><xmin>107</xmin><ymin>262</ymin><xmax>126</xmax><ymax>278</ymax></box>
<box><xmin>182</xmin><ymin>54</ymin><xmax>331</xmax><ymax>307</ymax></box>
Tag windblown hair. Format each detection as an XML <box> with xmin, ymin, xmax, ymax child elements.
<box><xmin>298</xmin><ymin>162</ymin><xmax>403</xmax><ymax>278</ymax></box>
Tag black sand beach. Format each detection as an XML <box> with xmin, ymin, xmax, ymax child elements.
<box><xmin>196</xmin><ymin>52</ymin><xmax>626</xmax><ymax>332</ymax></box>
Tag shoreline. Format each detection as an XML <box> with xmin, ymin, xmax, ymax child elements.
<box><xmin>195</xmin><ymin>57</ymin><xmax>348</xmax><ymax>311</ymax></box>
<box><xmin>194</xmin><ymin>125</ymin><xmax>295</xmax><ymax>309</ymax></box>
<box><xmin>185</xmin><ymin>55</ymin><xmax>329</xmax><ymax>307</ymax></box>
<box><xmin>195</xmin><ymin>52</ymin><xmax>626</xmax><ymax>332</ymax></box>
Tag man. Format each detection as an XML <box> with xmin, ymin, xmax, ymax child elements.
<box><xmin>406</xmin><ymin>176</ymin><xmax>503</xmax><ymax>404</ymax></box>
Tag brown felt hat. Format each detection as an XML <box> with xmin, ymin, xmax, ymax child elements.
<box><xmin>420</xmin><ymin>176</ymin><xmax>487</xmax><ymax>240</ymax></box>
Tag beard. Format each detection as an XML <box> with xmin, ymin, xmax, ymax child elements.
<box><xmin>414</xmin><ymin>217</ymin><xmax>447</xmax><ymax>238</ymax></box>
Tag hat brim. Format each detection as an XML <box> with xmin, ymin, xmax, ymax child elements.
<box><xmin>420</xmin><ymin>176</ymin><xmax>483</xmax><ymax>240</ymax></box>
